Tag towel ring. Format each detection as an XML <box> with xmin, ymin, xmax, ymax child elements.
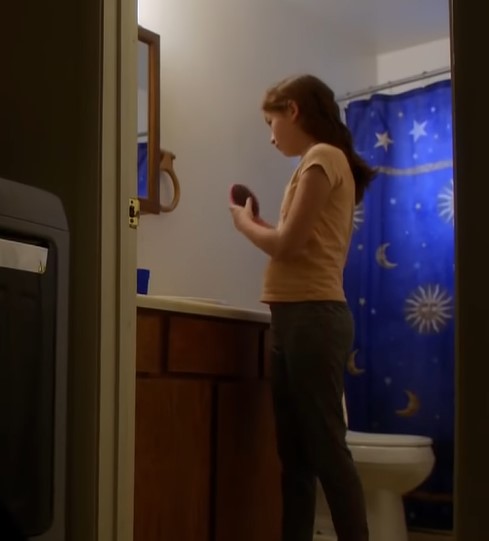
<box><xmin>159</xmin><ymin>149</ymin><xmax>181</xmax><ymax>212</ymax></box>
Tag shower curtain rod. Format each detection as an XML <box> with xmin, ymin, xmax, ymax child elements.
<box><xmin>336</xmin><ymin>66</ymin><xmax>451</xmax><ymax>104</ymax></box>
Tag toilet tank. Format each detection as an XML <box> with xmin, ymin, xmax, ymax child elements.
<box><xmin>0</xmin><ymin>177</ymin><xmax>69</xmax><ymax>540</ymax></box>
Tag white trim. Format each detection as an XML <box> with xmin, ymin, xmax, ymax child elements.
<box><xmin>115</xmin><ymin>0</ymin><xmax>138</xmax><ymax>537</ymax></box>
<box><xmin>99</xmin><ymin>0</ymin><xmax>118</xmax><ymax>535</ymax></box>
<box><xmin>99</xmin><ymin>0</ymin><xmax>137</xmax><ymax>538</ymax></box>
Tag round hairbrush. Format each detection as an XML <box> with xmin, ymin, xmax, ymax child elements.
<box><xmin>230</xmin><ymin>184</ymin><xmax>260</xmax><ymax>217</ymax></box>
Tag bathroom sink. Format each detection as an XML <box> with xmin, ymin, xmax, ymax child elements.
<box><xmin>137</xmin><ymin>294</ymin><xmax>271</xmax><ymax>324</ymax></box>
<box><xmin>148</xmin><ymin>295</ymin><xmax>229</xmax><ymax>306</ymax></box>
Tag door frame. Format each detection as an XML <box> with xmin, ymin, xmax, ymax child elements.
<box><xmin>99</xmin><ymin>0</ymin><xmax>138</xmax><ymax>538</ymax></box>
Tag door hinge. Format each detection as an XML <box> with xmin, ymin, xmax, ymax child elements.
<box><xmin>129</xmin><ymin>198</ymin><xmax>140</xmax><ymax>229</ymax></box>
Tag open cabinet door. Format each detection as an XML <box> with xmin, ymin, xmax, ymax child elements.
<box><xmin>99</xmin><ymin>0</ymin><xmax>138</xmax><ymax>539</ymax></box>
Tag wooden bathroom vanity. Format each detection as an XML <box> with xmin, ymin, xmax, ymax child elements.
<box><xmin>134</xmin><ymin>295</ymin><xmax>281</xmax><ymax>541</ymax></box>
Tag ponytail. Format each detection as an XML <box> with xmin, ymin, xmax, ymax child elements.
<box><xmin>339</xmin><ymin>123</ymin><xmax>376</xmax><ymax>204</ymax></box>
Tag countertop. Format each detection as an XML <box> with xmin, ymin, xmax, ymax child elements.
<box><xmin>137</xmin><ymin>294</ymin><xmax>271</xmax><ymax>324</ymax></box>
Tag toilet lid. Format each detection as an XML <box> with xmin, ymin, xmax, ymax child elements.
<box><xmin>346</xmin><ymin>430</ymin><xmax>432</xmax><ymax>447</ymax></box>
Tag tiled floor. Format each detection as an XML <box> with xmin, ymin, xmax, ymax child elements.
<box><xmin>313</xmin><ymin>530</ymin><xmax>454</xmax><ymax>541</ymax></box>
<box><xmin>409</xmin><ymin>532</ymin><xmax>454</xmax><ymax>541</ymax></box>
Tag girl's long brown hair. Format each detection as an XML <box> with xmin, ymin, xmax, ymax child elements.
<box><xmin>262</xmin><ymin>74</ymin><xmax>376</xmax><ymax>204</ymax></box>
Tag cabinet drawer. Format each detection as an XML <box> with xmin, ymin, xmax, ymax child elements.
<box><xmin>167</xmin><ymin>315</ymin><xmax>260</xmax><ymax>377</ymax></box>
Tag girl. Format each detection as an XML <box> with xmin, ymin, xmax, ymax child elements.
<box><xmin>229</xmin><ymin>74</ymin><xmax>375</xmax><ymax>541</ymax></box>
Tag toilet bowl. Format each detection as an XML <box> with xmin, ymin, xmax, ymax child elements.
<box><xmin>314</xmin><ymin>414</ymin><xmax>435</xmax><ymax>541</ymax></box>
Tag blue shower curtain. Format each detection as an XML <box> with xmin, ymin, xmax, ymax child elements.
<box><xmin>344</xmin><ymin>80</ymin><xmax>454</xmax><ymax>531</ymax></box>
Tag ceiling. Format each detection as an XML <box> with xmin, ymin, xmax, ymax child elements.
<box><xmin>288</xmin><ymin>0</ymin><xmax>450</xmax><ymax>53</ymax></box>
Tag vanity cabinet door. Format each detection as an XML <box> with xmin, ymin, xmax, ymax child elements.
<box><xmin>263</xmin><ymin>329</ymin><xmax>272</xmax><ymax>379</ymax></box>
<box><xmin>215</xmin><ymin>381</ymin><xmax>282</xmax><ymax>541</ymax></box>
<box><xmin>134</xmin><ymin>378</ymin><xmax>212</xmax><ymax>541</ymax></box>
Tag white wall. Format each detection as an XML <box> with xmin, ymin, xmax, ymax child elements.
<box><xmin>376</xmin><ymin>37</ymin><xmax>451</xmax><ymax>86</ymax></box>
<box><xmin>338</xmin><ymin>38</ymin><xmax>451</xmax><ymax>139</ymax></box>
<box><xmin>137</xmin><ymin>0</ymin><xmax>376</xmax><ymax>309</ymax></box>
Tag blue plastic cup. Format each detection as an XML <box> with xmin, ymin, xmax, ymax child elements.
<box><xmin>137</xmin><ymin>268</ymin><xmax>150</xmax><ymax>294</ymax></box>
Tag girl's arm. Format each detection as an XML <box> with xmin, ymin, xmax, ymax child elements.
<box><xmin>230</xmin><ymin>165</ymin><xmax>332</xmax><ymax>259</ymax></box>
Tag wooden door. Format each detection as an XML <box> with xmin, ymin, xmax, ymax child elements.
<box><xmin>215</xmin><ymin>381</ymin><xmax>281</xmax><ymax>541</ymax></box>
<box><xmin>134</xmin><ymin>378</ymin><xmax>212</xmax><ymax>541</ymax></box>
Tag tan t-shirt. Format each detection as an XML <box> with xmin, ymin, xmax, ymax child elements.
<box><xmin>261</xmin><ymin>143</ymin><xmax>355</xmax><ymax>303</ymax></box>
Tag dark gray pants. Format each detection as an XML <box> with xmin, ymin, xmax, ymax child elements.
<box><xmin>270</xmin><ymin>301</ymin><xmax>369</xmax><ymax>541</ymax></box>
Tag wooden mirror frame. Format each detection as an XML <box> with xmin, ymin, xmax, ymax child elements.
<box><xmin>138</xmin><ymin>26</ymin><xmax>160</xmax><ymax>214</ymax></box>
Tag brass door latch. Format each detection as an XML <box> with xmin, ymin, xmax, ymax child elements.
<box><xmin>129</xmin><ymin>198</ymin><xmax>140</xmax><ymax>229</ymax></box>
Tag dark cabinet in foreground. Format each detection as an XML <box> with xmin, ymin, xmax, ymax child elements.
<box><xmin>134</xmin><ymin>309</ymin><xmax>280</xmax><ymax>541</ymax></box>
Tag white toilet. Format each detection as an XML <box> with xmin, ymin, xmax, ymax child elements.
<box><xmin>314</xmin><ymin>398</ymin><xmax>435</xmax><ymax>541</ymax></box>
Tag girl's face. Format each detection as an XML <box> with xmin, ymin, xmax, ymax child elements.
<box><xmin>264</xmin><ymin>101</ymin><xmax>303</xmax><ymax>157</ymax></box>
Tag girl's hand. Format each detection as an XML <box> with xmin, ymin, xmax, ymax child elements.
<box><xmin>253</xmin><ymin>215</ymin><xmax>272</xmax><ymax>228</ymax></box>
<box><xmin>230</xmin><ymin>197</ymin><xmax>254</xmax><ymax>232</ymax></box>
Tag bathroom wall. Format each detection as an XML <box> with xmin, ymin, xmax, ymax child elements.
<box><xmin>337</xmin><ymin>37</ymin><xmax>451</xmax><ymax>113</ymax></box>
<box><xmin>137</xmin><ymin>0</ymin><xmax>377</xmax><ymax>309</ymax></box>
<box><xmin>376</xmin><ymin>37</ymin><xmax>451</xmax><ymax>85</ymax></box>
